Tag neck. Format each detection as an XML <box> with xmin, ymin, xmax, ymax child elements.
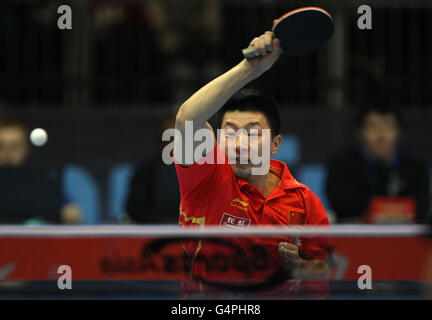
<box><xmin>369</xmin><ymin>150</ymin><xmax>396</xmax><ymax>166</ymax></box>
<box><xmin>245</xmin><ymin>170</ymin><xmax>280</xmax><ymax>198</ymax></box>
<box><xmin>361</xmin><ymin>144</ymin><xmax>397</xmax><ymax>166</ymax></box>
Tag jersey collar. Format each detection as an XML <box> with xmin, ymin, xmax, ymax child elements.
<box><xmin>235</xmin><ymin>158</ymin><xmax>304</xmax><ymax>191</ymax></box>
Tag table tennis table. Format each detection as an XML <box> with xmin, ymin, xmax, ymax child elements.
<box><xmin>1</xmin><ymin>279</ymin><xmax>430</xmax><ymax>300</ymax></box>
<box><xmin>1</xmin><ymin>225</ymin><xmax>431</xmax><ymax>300</ymax></box>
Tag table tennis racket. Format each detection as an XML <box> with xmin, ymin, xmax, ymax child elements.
<box><xmin>242</xmin><ymin>7</ymin><xmax>334</xmax><ymax>59</ymax></box>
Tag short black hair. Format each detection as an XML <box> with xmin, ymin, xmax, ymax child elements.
<box><xmin>356</xmin><ymin>103</ymin><xmax>403</xmax><ymax>128</ymax></box>
<box><xmin>216</xmin><ymin>88</ymin><xmax>281</xmax><ymax>137</ymax></box>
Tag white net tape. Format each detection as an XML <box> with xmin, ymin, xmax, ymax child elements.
<box><xmin>0</xmin><ymin>224</ymin><xmax>429</xmax><ymax>238</ymax></box>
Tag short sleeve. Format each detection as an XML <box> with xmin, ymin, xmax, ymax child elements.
<box><xmin>174</xmin><ymin>139</ymin><xmax>228</xmax><ymax>204</ymax></box>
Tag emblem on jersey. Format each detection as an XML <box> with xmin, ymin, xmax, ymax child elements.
<box><xmin>219</xmin><ymin>213</ymin><xmax>251</xmax><ymax>230</ymax></box>
<box><xmin>230</xmin><ymin>198</ymin><xmax>249</xmax><ymax>212</ymax></box>
<box><xmin>289</xmin><ymin>209</ymin><xmax>306</xmax><ymax>225</ymax></box>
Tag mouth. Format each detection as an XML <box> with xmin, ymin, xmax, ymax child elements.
<box><xmin>236</xmin><ymin>156</ymin><xmax>249</xmax><ymax>162</ymax></box>
<box><xmin>234</xmin><ymin>157</ymin><xmax>251</xmax><ymax>167</ymax></box>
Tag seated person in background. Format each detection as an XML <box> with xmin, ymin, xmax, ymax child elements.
<box><xmin>326</xmin><ymin>104</ymin><xmax>430</xmax><ymax>224</ymax></box>
<box><xmin>126</xmin><ymin>115</ymin><xmax>180</xmax><ymax>224</ymax></box>
<box><xmin>0</xmin><ymin>116</ymin><xmax>82</xmax><ymax>224</ymax></box>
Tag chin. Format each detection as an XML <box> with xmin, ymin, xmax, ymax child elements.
<box><xmin>231</xmin><ymin>165</ymin><xmax>252</xmax><ymax>178</ymax></box>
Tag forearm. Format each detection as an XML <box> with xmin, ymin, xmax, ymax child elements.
<box><xmin>176</xmin><ymin>60</ymin><xmax>256</xmax><ymax>127</ymax></box>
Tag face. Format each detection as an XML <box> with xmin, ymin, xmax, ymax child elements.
<box><xmin>0</xmin><ymin>126</ymin><xmax>30</xmax><ymax>167</ymax></box>
<box><xmin>359</xmin><ymin>111</ymin><xmax>400</xmax><ymax>162</ymax></box>
<box><xmin>220</xmin><ymin>111</ymin><xmax>281</xmax><ymax>178</ymax></box>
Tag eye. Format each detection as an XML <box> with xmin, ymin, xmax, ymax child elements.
<box><xmin>248</xmin><ymin>130</ymin><xmax>260</xmax><ymax>137</ymax></box>
<box><xmin>225</xmin><ymin>129</ymin><xmax>236</xmax><ymax>137</ymax></box>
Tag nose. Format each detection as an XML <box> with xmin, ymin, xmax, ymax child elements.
<box><xmin>236</xmin><ymin>132</ymin><xmax>249</xmax><ymax>154</ymax></box>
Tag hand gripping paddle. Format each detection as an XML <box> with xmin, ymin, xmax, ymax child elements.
<box><xmin>242</xmin><ymin>7</ymin><xmax>334</xmax><ymax>59</ymax></box>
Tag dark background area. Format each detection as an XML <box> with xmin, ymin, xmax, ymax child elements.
<box><xmin>0</xmin><ymin>0</ymin><xmax>431</xmax><ymax>222</ymax></box>
<box><xmin>1</xmin><ymin>0</ymin><xmax>432</xmax><ymax>108</ymax></box>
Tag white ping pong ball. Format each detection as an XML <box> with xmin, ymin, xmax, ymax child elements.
<box><xmin>30</xmin><ymin>128</ymin><xmax>48</xmax><ymax>147</ymax></box>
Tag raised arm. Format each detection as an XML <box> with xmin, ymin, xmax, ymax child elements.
<box><xmin>174</xmin><ymin>32</ymin><xmax>281</xmax><ymax>165</ymax></box>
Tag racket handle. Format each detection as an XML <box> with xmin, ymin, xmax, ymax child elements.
<box><xmin>242</xmin><ymin>47</ymin><xmax>260</xmax><ymax>60</ymax></box>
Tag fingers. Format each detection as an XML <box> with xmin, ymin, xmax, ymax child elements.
<box><xmin>263</xmin><ymin>31</ymin><xmax>273</xmax><ymax>52</ymax></box>
<box><xmin>256</xmin><ymin>37</ymin><xmax>267</xmax><ymax>56</ymax></box>
<box><xmin>279</xmin><ymin>242</ymin><xmax>298</xmax><ymax>251</ymax></box>
<box><xmin>278</xmin><ymin>242</ymin><xmax>299</xmax><ymax>258</ymax></box>
<box><xmin>249</xmin><ymin>37</ymin><xmax>259</xmax><ymax>46</ymax></box>
<box><xmin>279</xmin><ymin>237</ymin><xmax>300</xmax><ymax>249</ymax></box>
<box><xmin>272</xmin><ymin>37</ymin><xmax>280</xmax><ymax>47</ymax></box>
<box><xmin>291</xmin><ymin>235</ymin><xmax>300</xmax><ymax>246</ymax></box>
<box><xmin>265</xmin><ymin>38</ymin><xmax>281</xmax><ymax>62</ymax></box>
<box><xmin>248</xmin><ymin>31</ymin><xmax>276</xmax><ymax>57</ymax></box>
<box><xmin>279</xmin><ymin>242</ymin><xmax>301</xmax><ymax>274</ymax></box>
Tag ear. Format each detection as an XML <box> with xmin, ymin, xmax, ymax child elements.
<box><xmin>271</xmin><ymin>134</ymin><xmax>282</xmax><ymax>155</ymax></box>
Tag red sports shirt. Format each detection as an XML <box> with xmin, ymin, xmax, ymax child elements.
<box><xmin>175</xmin><ymin>141</ymin><xmax>329</xmax><ymax>281</ymax></box>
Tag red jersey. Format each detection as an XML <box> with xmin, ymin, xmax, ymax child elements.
<box><xmin>175</xmin><ymin>141</ymin><xmax>329</xmax><ymax>281</ymax></box>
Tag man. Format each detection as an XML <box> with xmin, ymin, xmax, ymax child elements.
<box><xmin>326</xmin><ymin>105</ymin><xmax>430</xmax><ymax>223</ymax></box>
<box><xmin>0</xmin><ymin>117</ymin><xmax>31</xmax><ymax>167</ymax></box>
<box><xmin>173</xmin><ymin>31</ymin><xmax>329</xmax><ymax>284</ymax></box>
<box><xmin>127</xmin><ymin>114</ymin><xmax>180</xmax><ymax>224</ymax></box>
<box><xmin>0</xmin><ymin>116</ymin><xmax>83</xmax><ymax>224</ymax></box>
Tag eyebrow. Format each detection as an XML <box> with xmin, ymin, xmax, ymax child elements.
<box><xmin>223</xmin><ymin>121</ymin><xmax>238</xmax><ymax>129</ymax></box>
<box><xmin>246</xmin><ymin>122</ymin><xmax>263</xmax><ymax>128</ymax></box>
<box><xmin>223</xmin><ymin>121</ymin><xmax>263</xmax><ymax>129</ymax></box>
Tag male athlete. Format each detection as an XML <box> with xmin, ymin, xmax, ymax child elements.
<box><xmin>174</xmin><ymin>31</ymin><xmax>329</xmax><ymax>284</ymax></box>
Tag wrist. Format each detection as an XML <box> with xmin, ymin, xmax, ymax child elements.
<box><xmin>236</xmin><ymin>59</ymin><xmax>261</xmax><ymax>82</ymax></box>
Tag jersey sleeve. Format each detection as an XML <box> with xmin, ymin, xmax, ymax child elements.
<box><xmin>174</xmin><ymin>138</ymin><xmax>228</xmax><ymax>205</ymax></box>
<box><xmin>300</xmin><ymin>188</ymin><xmax>330</xmax><ymax>260</ymax></box>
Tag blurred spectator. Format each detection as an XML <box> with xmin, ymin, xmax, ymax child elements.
<box><xmin>326</xmin><ymin>105</ymin><xmax>430</xmax><ymax>224</ymax></box>
<box><xmin>0</xmin><ymin>117</ymin><xmax>30</xmax><ymax>167</ymax></box>
<box><xmin>0</xmin><ymin>116</ymin><xmax>83</xmax><ymax>224</ymax></box>
<box><xmin>144</xmin><ymin>0</ymin><xmax>223</xmax><ymax>103</ymax></box>
<box><xmin>92</xmin><ymin>0</ymin><xmax>223</xmax><ymax>105</ymax></box>
<box><xmin>92</xmin><ymin>1</ymin><xmax>162</xmax><ymax>103</ymax></box>
<box><xmin>126</xmin><ymin>114</ymin><xmax>180</xmax><ymax>224</ymax></box>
